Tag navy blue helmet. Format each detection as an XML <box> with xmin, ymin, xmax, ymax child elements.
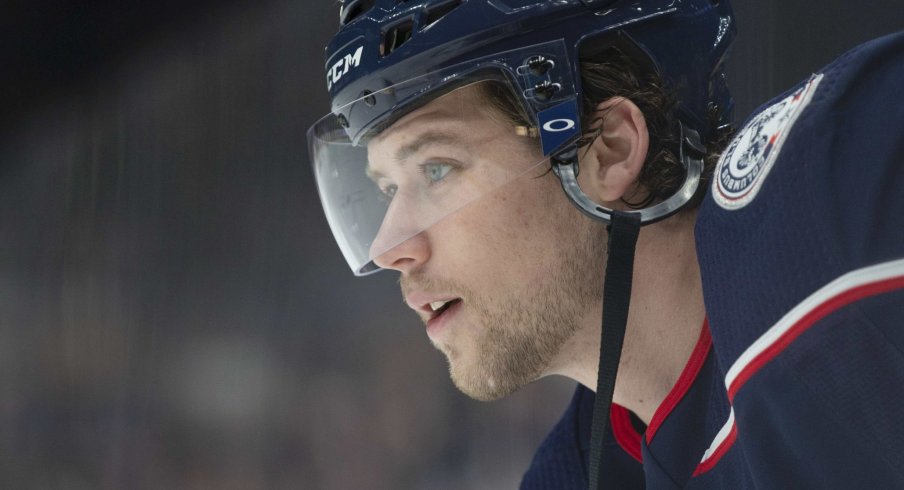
<box><xmin>325</xmin><ymin>0</ymin><xmax>734</xmax><ymax>149</ymax></box>
<box><xmin>310</xmin><ymin>0</ymin><xmax>736</xmax><ymax>275</ymax></box>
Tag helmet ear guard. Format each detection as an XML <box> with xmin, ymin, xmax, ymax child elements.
<box><xmin>550</xmin><ymin>29</ymin><xmax>708</xmax><ymax>225</ymax></box>
<box><xmin>550</xmin><ymin>121</ymin><xmax>706</xmax><ymax>225</ymax></box>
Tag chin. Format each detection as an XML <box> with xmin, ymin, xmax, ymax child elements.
<box><xmin>450</xmin><ymin>374</ymin><xmax>513</xmax><ymax>402</ymax></box>
<box><xmin>447</xmin><ymin>356</ymin><xmax>535</xmax><ymax>402</ymax></box>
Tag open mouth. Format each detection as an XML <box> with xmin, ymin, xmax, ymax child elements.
<box><xmin>428</xmin><ymin>298</ymin><xmax>462</xmax><ymax>320</ymax></box>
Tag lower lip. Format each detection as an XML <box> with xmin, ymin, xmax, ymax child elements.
<box><xmin>426</xmin><ymin>300</ymin><xmax>463</xmax><ymax>337</ymax></box>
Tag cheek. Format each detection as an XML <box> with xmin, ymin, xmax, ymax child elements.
<box><xmin>496</xmin><ymin>171</ymin><xmax>576</xmax><ymax>238</ymax></box>
<box><xmin>450</xmin><ymin>173</ymin><xmax>576</xmax><ymax>282</ymax></box>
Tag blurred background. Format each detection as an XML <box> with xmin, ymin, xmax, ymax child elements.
<box><xmin>0</xmin><ymin>1</ymin><xmax>900</xmax><ymax>488</ymax></box>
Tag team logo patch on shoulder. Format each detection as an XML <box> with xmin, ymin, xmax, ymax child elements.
<box><xmin>714</xmin><ymin>73</ymin><xmax>823</xmax><ymax>210</ymax></box>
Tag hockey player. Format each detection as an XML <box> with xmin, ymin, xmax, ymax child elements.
<box><xmin>308</xmin><ymin>0</ymin><xmax>904</xmax><ymax>487</ymax></box>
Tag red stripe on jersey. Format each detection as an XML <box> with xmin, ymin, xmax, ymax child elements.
<box><xmin>727</xmin><ymin>275</ymin><xmax>904</xmax><ymax>401</ymax></box>
<box><xmin>695</xmin><ymin>259</ymin><xmax>904</xmax><ymax>477</ymax></box>
<box><xmin>693</xmin><ymin>418</ymin><xmax>738</xmax><ymax>477</ymax></box>
<box><xmin>646</xmin><ymin>319</ymin><xmax>712</xmax><ymax>444</ymax></box>
<box><xmin>610</xmin><ymin>404</ymin><xmax>643</xmax><ymax>463</ymax></box>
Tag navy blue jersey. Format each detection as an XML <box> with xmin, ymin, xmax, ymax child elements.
<box><xmin>521</xmin><ymin>387</ymin><xmax>646</xmax><ymax>489</ymax></box>
<box><xmin>521</xmin><ymin>31</ymin><xmax>904</xmax><ymax>489</ymax></box>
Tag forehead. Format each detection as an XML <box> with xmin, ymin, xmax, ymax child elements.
<box><xmin>366</xmin><ymin>84</ymin><xmax>504</xmax><ymax>157</ymax></box>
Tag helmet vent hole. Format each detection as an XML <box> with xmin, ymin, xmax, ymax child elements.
<box><xmin>340</xmin><ymin>0</ymin><xmax>375</xmax><ymax>25</ymax></box>
<box><xmin>381</xmin><ymin>20</ymin><xmax>415</xmax><ymax>57</ymax></box>
<box><xmin>423</xmin><ymin>0</ymin><xmax>462</xmax><ymax>29</ymax></box>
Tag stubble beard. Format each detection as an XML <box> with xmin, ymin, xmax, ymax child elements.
<box><xmin>404</xmin><ymin>218</ymin><xmax>606</xmax><ymax>402</ymax></box>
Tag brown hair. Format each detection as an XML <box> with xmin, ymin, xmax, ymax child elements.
<box><xmin>480</xmin><ymin>46</ymin><xmax>732</xmax><ymax>210</ymax></box>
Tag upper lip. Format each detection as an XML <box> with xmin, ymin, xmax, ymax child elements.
<box><xmin>404</xmin><ymin>291</ymin><xmax>460</xmax><ymax>316</ymax></box>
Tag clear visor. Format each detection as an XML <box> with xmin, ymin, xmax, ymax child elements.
<box><xmin>309</xmin><ymin>82</ymin><xmax>555</xmax><ymax>275</ymax></box>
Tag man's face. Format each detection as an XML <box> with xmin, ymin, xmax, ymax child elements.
<box><xmin>366</xmin><ymin>85</ymin><xmax>606</xmax><ymax>401</ymax></box>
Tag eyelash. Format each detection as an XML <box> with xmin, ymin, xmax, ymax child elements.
<box><xmin>378</xmin><ymin>160</ymin><xmax>457</xmax><ymax>202</ymax></box>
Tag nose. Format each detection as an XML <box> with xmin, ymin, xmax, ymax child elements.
<box><xmin>372</xmin><ymin>232</ymin><xmax>430</xmax><ymax>273</ymax></box>
<box><xmin>369</xmin><ymin>198</ymin><xmax>431</xmax><ymax>273</ymax></box>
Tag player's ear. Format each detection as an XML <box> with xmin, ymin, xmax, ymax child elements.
<box><xmin>576</xmin><ymin>96</ymin><xmax>649</xmax><ymax>204</ymax></box>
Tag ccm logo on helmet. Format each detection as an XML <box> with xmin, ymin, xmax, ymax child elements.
<box><xmin>327</xmin><ymin>45</ymin><xmax>364</xmax><ymax>91</ymax></box>
<box><xmin>542</xmin><ymin>118</ymin><xmax>575</xmax><ymax>133</ymax></box>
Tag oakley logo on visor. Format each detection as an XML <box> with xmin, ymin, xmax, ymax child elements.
<box><xmin>542</xmin><ymin>118</ymin><xmax>575</xmax><ymax>132</ymax></box>
<box><xmin>327</xmin><ymin>45</ymin><xmax>364</xmax><ymax>91</ymax></box>
<box><xmin>537</xmin><ymin>101</ymin><xmax>579</xmax><ymax>155</ymax></box>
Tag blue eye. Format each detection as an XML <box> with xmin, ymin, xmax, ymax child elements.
<box><xmin>424</xmin><ymin>162</ymin><xmax>452</xmax><ymax>183</ymax></box>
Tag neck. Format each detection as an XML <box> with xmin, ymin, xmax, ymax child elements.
<box><xmin>550</xmin><ymin>210</ymin><xmax>705</xmax><ymax>425</ymax></box>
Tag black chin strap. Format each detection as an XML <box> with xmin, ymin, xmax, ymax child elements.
<box><xmin>551</xmin><ymin>130</ymin><xmax>698</xmax><ymax>488</ymax></box>
<box><xmin>588</xmin><ymin>210</ymin><xmax>641</xmax><ymax>490</ymax></box>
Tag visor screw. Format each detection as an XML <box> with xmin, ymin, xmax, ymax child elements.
<box><xmin>533</xmin><ymin>80</ymin><xmax>559</xmax><ymax>101</ymax></box>
<box><xmin>527</xmin><ymin>55</ymin><xmax>553</xmax><ymax>76</ymax></box>
<box><xmin>361</xmin><ymin>90</ymin><xmax>377</xmax><ymax>107</ymax></box>
<box><xmin>337</xmin><ymin>114</ymin><xmax>350</xmax><ymax>128</ymax></box>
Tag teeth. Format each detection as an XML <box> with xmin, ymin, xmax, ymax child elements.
<box><xmin>430</xmin><ymin>300</ymin><xmax>449</xmax><ymax>311</ymax></box>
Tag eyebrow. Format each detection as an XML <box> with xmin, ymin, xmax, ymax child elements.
<box><xmin>366</xmin><ymin>131</ymin><xmax>462</xmax><ymax>180</ymax></box>
<box><xmin>395</xmin><ymin>131</ymin><xmax>461</xmax><ymax>161</ymax></box>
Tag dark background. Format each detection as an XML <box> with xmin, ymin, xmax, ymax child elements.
<box><xmin>0</xmin><ymin>1</ymin><xmax>900</xmax><ymax>488</ymax></box>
